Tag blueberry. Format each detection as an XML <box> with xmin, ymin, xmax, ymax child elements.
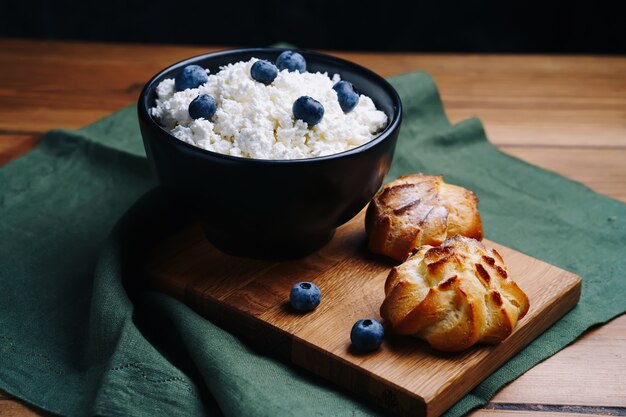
<box><xmin>333</xmin><ymin>81</ymin><xmax>359</xmax><ymax>113</ymax></box>
<box><xmin>188</xmin><ymin>94</ymin><xmax>217</xmax><ymax>120</ymax></box>
<box><xmin>289</xmin><ymin>282</ymin><xmax>321</xmax><ymax>312</ymax></box>
<box><xmin>350</xmin><ymin>319</ymin><xmax>384</xmax><ymax>353</ymax></box>
<box><xmin>175</xmin><ymin>65</ymin><xmax>208</xmax><ymax>91</ymax></box>
<box><xmin>276</xmin><ymin>50</ymin><xmax>307</xmax><ymax>73</ymax></box>
<box><xmin>293</xmin><ymin>96</ymin><xmax>324</xmax><ymax>126</ymax></box>
<box><xmin>251</xmin><ymin>60</ymin><xmax>278</xmax><ymax>85</ymax></box>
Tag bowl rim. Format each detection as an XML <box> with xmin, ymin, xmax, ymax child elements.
<box><xmin>138</xmin><ymin>47</ymin><xmax>403</xmax><ymax>165</ymax></box>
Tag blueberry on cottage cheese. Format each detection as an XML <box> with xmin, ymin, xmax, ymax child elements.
<box><xmin>188</xmin><ymin>94</ymin><xmax>217</xmax><ymax>120</ymax></box>
<box><xmin>350</xmin><ymin>319</ymin><xmax>384</xmax><ymax>352</ymax></box>
<box><xmin>250</xmin><ymin>60</ymin><xmax>278</xmax><ymax>85</ymax></box>
<box><xmin>276</xmin><ymin>50</ymin><xmax>307</xmax><ymax>73</ymax></box>
<box><xmin>289</xmin><ymin>282</ymin><xmax>321</xmax><ymax>312</ymax></box>
<box><xmin>150</xmin><ymin>59</ymin><xmax>389</xmax><ymax>159</ymax></box>
<box><xmin>333</xmin><ymin>81</ymin><xmax>360</xmax><ymax>113</ymax></box>
<box><xmin>175</xmin><ymin>65</ymin><xmax>208</xmax><ymax>91</ymax></box>
<box><xmin>293</xmin><ymin>96</ymin><xmax>324</xmax><ymax>126</ymax></box>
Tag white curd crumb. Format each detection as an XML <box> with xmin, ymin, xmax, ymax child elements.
<box><xmin>150</xmin><ymin>59</ymin><xmax>388</xmax><ymax>160</ymax></box>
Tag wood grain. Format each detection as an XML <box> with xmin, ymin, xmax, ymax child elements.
<box><xmin>474</xmin><ymin>410</ymin><xmax>623</xmax><ymax>417</ymax></box>
<box><xmin>144</xmin><ymin>210</ymin><xmax>581</xmax><ymax>417</ymax></box>
<box><xmin>491</xmin><ymin>314</ymin><xmax>626</xmax><ymax>407</ymax></box>
<box><xmin>338</xmin><ymin>53</ymin><xmax>626</xmax><ymax>148</ymax></box>
<box><xmin>0</xmin><ymin>40</ymin><xmax>625</xmax><ymax>147</ymax></box>
<box><xmin>0</xmin><ymin>396</ymin><xmax>52</xmax><ymax>417</ymax></box>
<box><xmin>0</xmin><ymin>39</ymin><xmax>624</xmax><ymax>417</ymax></box>
<box><xmin>0</xmin><ymin>134</ymin><xmax>41</xmax><ymax>165</ymax></box>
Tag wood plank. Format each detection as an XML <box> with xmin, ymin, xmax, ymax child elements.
<box><xmin>0</xmin><ymin>134</ymin><xmax>41</xmax><ymax>165</ymax></box>
<box><xmin>145</xmin><ymin>210</ymin><xmax>581</xmax><ymax>417</ymax></box>
<box><xmin>0</xmin><ymin>40</ymin><xmax>624</xmax><ymax>148</ymax></box>
<box><xmin>491</xmin><ymin>314</ymin><xmax>626</xmax><ymax>407</ymax></box>
<box><xmin>0</xmin><ymin>398</ymin><xmax>52</xmax><ymax>417</ymax></box>
<box><xmin>336</xmin><ymin>53</ymin><xmax>626</xmax><ymax>148</ymax></box>
<box><xmin>472</xmin><ymin>409</ymin><xmax>622</xmax><ymax>417</ymax></box>
<box><xmin>500</xmin><ymin>147</ymin><xmax>626</xmax><ymax>203</ymax></box>
<box><xmin>0</xmin><ymin>40</ymin><xmax>222</xmax><ymax>132</ymax></box>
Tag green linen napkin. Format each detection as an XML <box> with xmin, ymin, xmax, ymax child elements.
<box><xmin>1</xmin><ymin>71</ymin><xmax>625</xmax><ymax>417</ymax></box>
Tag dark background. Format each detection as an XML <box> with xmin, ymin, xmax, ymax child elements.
<box><xmin>2</xmin><ymin>0</ymin><xmax>624</xmax><ymax>54</ymax></box>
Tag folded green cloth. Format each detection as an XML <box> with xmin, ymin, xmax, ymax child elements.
<box><xmin>1</xmin><ymin>71</ymin><xmax>625</xmax><ymax>417</ymax></box>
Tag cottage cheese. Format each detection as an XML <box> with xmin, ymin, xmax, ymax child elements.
<box><xmin>150</xmin><ymin>59</ymin><xmax>388</xmax><ymax>160</ymax></box>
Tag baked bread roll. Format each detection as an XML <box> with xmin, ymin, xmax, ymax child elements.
<box><xmin>366</xmin><ymin>174</ymin><xmax>483</xmax><ymax>261</ymax></box>
<box><xmin>380</xmin><ymin>235</ymin><xmax>529</xmax><ymax>352</ymax></box>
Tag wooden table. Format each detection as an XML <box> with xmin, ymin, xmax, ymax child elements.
<box><xmin>0</xmin><ymin>39</ymin><xmax>624</xmax><ymax>417</ymax></box>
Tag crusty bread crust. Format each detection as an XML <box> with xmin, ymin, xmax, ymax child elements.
<box><xmin>380</xmin><ymin>235</ymin><xmax>529</xmax><ymax>352</ymax></box>
<box><xmin>365</xmin><ymin>174</ymin><xmax>483</xmax><ymax>261</ymax></box>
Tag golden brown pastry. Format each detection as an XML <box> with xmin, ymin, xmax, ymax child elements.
<box><xmin>366</xmin><ymin>174</ymin><xmax>483</xmax><ymax>261</ymax></box>
<box><xmin>380</xmin><ymin>235</ymin><xmax>529</xmax><ymax>352</ymax></box>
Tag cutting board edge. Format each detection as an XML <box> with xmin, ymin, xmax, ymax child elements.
<box><xmin>143</xmin><ymin>218</ymin><xmax>586</xmax><ymax>417</ymax></box>
<box><xmin>288</xmin><ymin>271</ymin><xmax>582</xmax><ymax>417</ymax></box>
<box><xmin>291</xmin><ymin>334</ymin><xmax>428</xmax><ymax>417</ymax></box>
<box><xmin>427</xmin><ymin>271</ymin><xmax>582</xmax><ymax>417</ymax></box>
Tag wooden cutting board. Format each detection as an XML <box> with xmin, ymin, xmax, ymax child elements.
<box><xmin>144</xmin><ymin>210</ymin><xmax>581</xmax><ymax>417</ymax></box>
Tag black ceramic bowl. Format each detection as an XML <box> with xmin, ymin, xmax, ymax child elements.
<box><xmin>138</xmin><ymin>48</ymin><xmax>402</xmax><ymax>260</ymax></box>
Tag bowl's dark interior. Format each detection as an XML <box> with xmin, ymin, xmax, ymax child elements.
<box><xmin>142</xmin><ymin>48</ymin><xmax>400</xmax><ymax>153</ymax></box>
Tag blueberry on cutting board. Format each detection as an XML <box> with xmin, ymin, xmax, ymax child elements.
<box><xmin>293</xmin><ymin>96</ymin><xmax>324</xmax><ymax>126</ymax></box>
<box><xmin>351</xmin><ymin>319</ymin><xmax>384</xmax><ymax>352</ymax></box>
<box><xmin>175</xmin><ymin>65</ymin><xmax>208</xmax><ymax>91</ymax></box>
<box><xmin>290</xmin><ymin>282</ymin><xmax>322</xmax><ymax>312</ymax></box>
<box><xmin>188</xmin><ymin>94</ymin><xmax>217</xmax><ymax>120</ymax></box>
<box><xmin>276</xmin><ymin>50</ymin><xmax>307</xmax><ymax>73</ymax></box>
<box><xmin>251</xmin><ymin>60</ymin><xmax>278</xmax><ymax>85</ymax></box>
